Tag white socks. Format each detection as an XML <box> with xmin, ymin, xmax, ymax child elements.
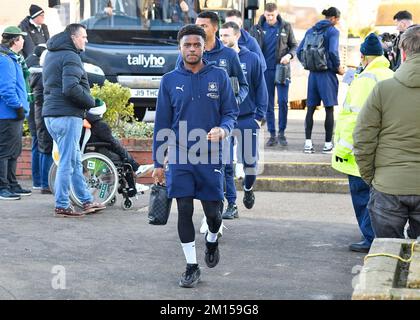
<box><xmin>206</xmin><ymin>232</ymin><xmax>218</xmax><ymax>243</ymax></box>
<box><xmin>243</xmin><ymin>185</ymin><xmax>253</xmax><ymax>192</ymax></box>
<box><xmin>305</xmin><ymin>140</ymin><xmax>313</xmax><ymax>147</ymax></box>
<box><xmin>181</xmin><ymin>242</ymin><xmax>197</xmax><ymax>264</ymax></box>
<box><xmin>325</xmin><ymin>142</ymin><xmax>333</xmax><ymax>148</ymax></box>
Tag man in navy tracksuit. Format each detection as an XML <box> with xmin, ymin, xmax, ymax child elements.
<box><xmin>153</xmin><ymin>24</ymin><xmax>239</xmax><ymax>289</ymax></box>
<box><xmin>225</xmin><ymin>9</ymin><xmax>267</xmax><ymax>72</ymax></box>
<box><xmin>297</xmin><ymin>7</ymin><xmax>345</xmax><ymax>154</ymax></box>
<box><xmin>219</xmin><ymin>22</ymin><xmax>268</xmax><ymax>218</ymax></box>
<box><xmin>250</xmin><ymin>2</ymin><xmax>297</xmax><ymax>148</ymax></box>
<box><xmin>175</xmin><ymin>11</ymin><xmax>249</xmax><ymax>105</ymax></box>
<box><xmin>190</xmin><ymin>11</ymin><xmax>248</xmax><ymax>235</ymax></box>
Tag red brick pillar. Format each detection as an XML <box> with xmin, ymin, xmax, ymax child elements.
<box><xmin>121</xmin><ymin>138</ymin><xmax>154</xmax><ymax>184</ymax></box>
<box><xmin>16</xmin><ymin>137</ymin><xmax>155</xmax><ymax>183</ymax></box>
<box><xmin>16</xmin><ymin>136</ymin><xmax>32</xmax><ymax>180</ymax></box>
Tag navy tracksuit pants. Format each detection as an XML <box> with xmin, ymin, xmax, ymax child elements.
<box><xmin>264</xmin><ymin>69</ymin><xmax>290</xmax><ymax>137</ymax></box>
<box><xmin>225</xmin><ymin>116</ymin><xmax>260</xmax><ymax>204</ymax></box>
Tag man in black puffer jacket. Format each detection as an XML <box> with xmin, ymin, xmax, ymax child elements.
<box><xmin>18</xmin><ymin>4</ymin><xmax>50</xmax><ymax>58</ymax></box>
<box><xmin>27</xmin><ymin>45</ymin><xmax>53</xmax><ymax>194</ymax></box>
<box><xmin>43</xmin><ymin>24</ymin><xmax>106</xmax><ymax>217</ymax></box>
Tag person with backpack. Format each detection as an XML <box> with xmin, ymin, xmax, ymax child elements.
<box><xmin>297</xmin><ymin>7</ymin><xmax>345</xmax><ymax>154</ymax></box>
<box><xmin>250</xmin><ymin>2</ymin><xmax>297</xmax><ymax>148</ymax></box>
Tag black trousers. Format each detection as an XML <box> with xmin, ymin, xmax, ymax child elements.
<box><xmin>368</xmin><ymin>187</ymin><xmax>420</xmax><ymax>239</ymax></box>
<box><xmin>0</xmin><ymin>119</ymin><xmax>23</xmax><ymax>190</ymax></box>
<box><xmin>177</xmin><ymin>197</ymin><xmax>222</xmax><ymax>244</ymax></box>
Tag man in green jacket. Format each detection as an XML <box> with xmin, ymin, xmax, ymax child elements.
<box><xmin>354</xmin><ymin>25</ymin><xmax>420</xmax><ymax>239</ymax></box>
<box><xmin>332</xmin><ymin>33</ymin><xmax>394</xmax><ymax>253</ymax></box>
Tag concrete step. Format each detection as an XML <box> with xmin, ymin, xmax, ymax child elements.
<box><xmin>259</xmin><ymin>162</ymin><xmax>345</xmax><ymax>178</ymax></box>
<box><xmin>353</xmin><ymin>239</ymin><xmax>420</xmax><ymax>300</ymax></box>
<box><xmin>236</xmin><ymin>176</ymin><xmax>349</xmax><ymax>194</ymax></box>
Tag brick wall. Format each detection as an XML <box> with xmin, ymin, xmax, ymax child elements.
<box><xmin>17</xmin><ymin>137</ymin><xmax>154</xmax><ymax>184</ymax></box>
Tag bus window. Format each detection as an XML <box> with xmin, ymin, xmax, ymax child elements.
<box><xmin>199</xmin><ymin>0</ymin><xmax>240</xmax><ymax>10</ymax></box>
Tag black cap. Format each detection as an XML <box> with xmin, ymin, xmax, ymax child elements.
<box><xmin>30</xmin><ymin>4</ymin><xmax>44</xmax><ymax>19</ymax></box>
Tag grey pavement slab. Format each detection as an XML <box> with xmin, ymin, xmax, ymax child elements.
<box><xmin>0</xmin><ymin>185</ymin><xmax>365</xmax><ymax>300</ymax></box>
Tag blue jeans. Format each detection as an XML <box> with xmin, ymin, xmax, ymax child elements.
<box><xmin>31</xmin><ymin>135</ymin><xmax>41</xmax><ymax>187</ymax></box>
<box><xmin>45</xmin><ymin>117</ymin><xmax>92</xmax><ymax>209</ymax></box>
<box><xmin>264</xmin><ymin>69</ymin><xmax>290</xmax><ymax>136</ymax></box>
<box><xmin>40</xmin><ymin>153</ymin><xmax>53</xmax><ymax>189</ymax></box>
<box><xmin>348</xmin><ymin>175</ymin><xmax>375</xmax><ymax>244</ymax></box>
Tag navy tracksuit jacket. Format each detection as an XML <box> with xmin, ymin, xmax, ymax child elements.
<box><xmin>297</xmin><ymin>20</ymin><xmax>341</xmax><ymax>107</ymax></box>
<box><xmin>225</xmin><ymin>47</ymin><xmax>268</xmax><ymax>204</ymax></box>
<box><xmin>153</xmin><ymin>61</ymin><xmax>239</xmax><ymax>200</ymax></box>
<box><xmin>177</xmin><ymin>37</ymin><xmax>249</xmax><ymax>106</ymax></box>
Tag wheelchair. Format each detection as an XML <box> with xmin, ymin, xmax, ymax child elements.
<box><xmin>48</xmin><ymin>121</ymin><xmax>152</xmax><ymax>210</ymax></box>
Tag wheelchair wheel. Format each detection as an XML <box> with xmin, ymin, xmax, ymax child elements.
<box><xmin>70</xmin><ymin>152</ymin><xmax>119</xmax><ymax>207</ymax></box>
<box><xmin>108</xmin><ymin>195</ymin><xmax>117</xmax><ymax>207</ymax></box>
<box><xmin>48</xmin><ymin>162</ymin><xmax>58</xmax><ymax>194</ymax></box>
<box><xmin>121</xmin><ymin>198</ymin><xmax>134</xmax><ymax>211</ymax></box>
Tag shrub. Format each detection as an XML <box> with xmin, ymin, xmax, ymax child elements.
<box><xmin>91</xmin><ymin>80</ymin><xmax>135</xmax><ymax>137</ymax></box>
<box><xmin>23</xmin><ymin>119</ymin><xmax>30</xmax><ymax>137</ymax></box>
<box><xmin>119</xmin><ymin>121</ymin><xmax>154</xmax><ymax>139</ymax></box>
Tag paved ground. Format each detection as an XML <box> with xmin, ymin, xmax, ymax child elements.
<box><xmin>0</xmin><ymin>188</ymin><xmax>365</xmax><ymax>300</ymax></box>
<box><xmin>0</xmin><ymin>111</ymin><xmax>367</xmax><ymax>300</ymax></box>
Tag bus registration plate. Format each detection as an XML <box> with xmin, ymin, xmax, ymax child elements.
<box><xmin>130</xmin><ymin>89</ymin><xmax>159</xmax><ymax>98</ymax></box>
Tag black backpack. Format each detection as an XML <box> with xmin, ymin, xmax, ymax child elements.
<box><xmin>299</xmin><ymin>29</ymin><xmax>328</xmax><ymax>72</ymax></box>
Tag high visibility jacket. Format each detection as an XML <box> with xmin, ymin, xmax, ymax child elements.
<box><xmin>332</xmin><ymin>56</ymin><xmax>394</xmax><ymax>177</ymax></box>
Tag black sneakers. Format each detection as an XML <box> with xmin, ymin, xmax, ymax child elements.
<box><xmin>222</xmin><ymin>203</ymin><xmax>238</xmax><ymax>219</ymax></box>
<box><xmin>266</xmin><ymin>136</ymin><xmax>278</xmax><ymax>147</ymax></box>
<box><xmin>179</xmin><ymin>264</ymin><xmax>201</xmax><ymax>288</ymax></box>
<box><xmin>349</xmin><ymin>240</ymin><xmax>371</xmax><ymax>253</ymax></box>
<box><xmin>243</xmin><ymin>188</ymin><xmax>255</xmax><ymax>209</ymax></box>
<box><xmin>205</xmin><ymin>240</ymin><xmax>220</xmax><ymax>268</ymax></box>
<box><xmin>278</xmin><ymin>134</ymin><xmax>288</xmax><ymax>146</ymax></box>
<box><xmin>10</xmin><ymin>186</ymin><xmax>32</xmax><ymax>196</ymax></box>
<box><xmin>0</xmin><ymin>189</ymin><xmax>21</xmax><ymax>201</ymax></box>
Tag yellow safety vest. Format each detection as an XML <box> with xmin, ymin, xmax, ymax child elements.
<box><xmin>332</xmin><ymin>56</ymin><xmax>394</xmax><ymax>177</ymax></box>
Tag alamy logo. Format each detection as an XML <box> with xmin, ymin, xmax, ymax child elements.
<box><xmin>127</xmin><ymin>54</ymin><xmax>166</xmax><ymax>68</ymax></box>
<box><xmin>176</xmin><ymin>85</ymin><xmax>184</xmax><ymax>92</ymax></box>
<box><xmin>51</xmin><ymin>265</ymin><xmax>66</xmax><ymax>290</ymax></box>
